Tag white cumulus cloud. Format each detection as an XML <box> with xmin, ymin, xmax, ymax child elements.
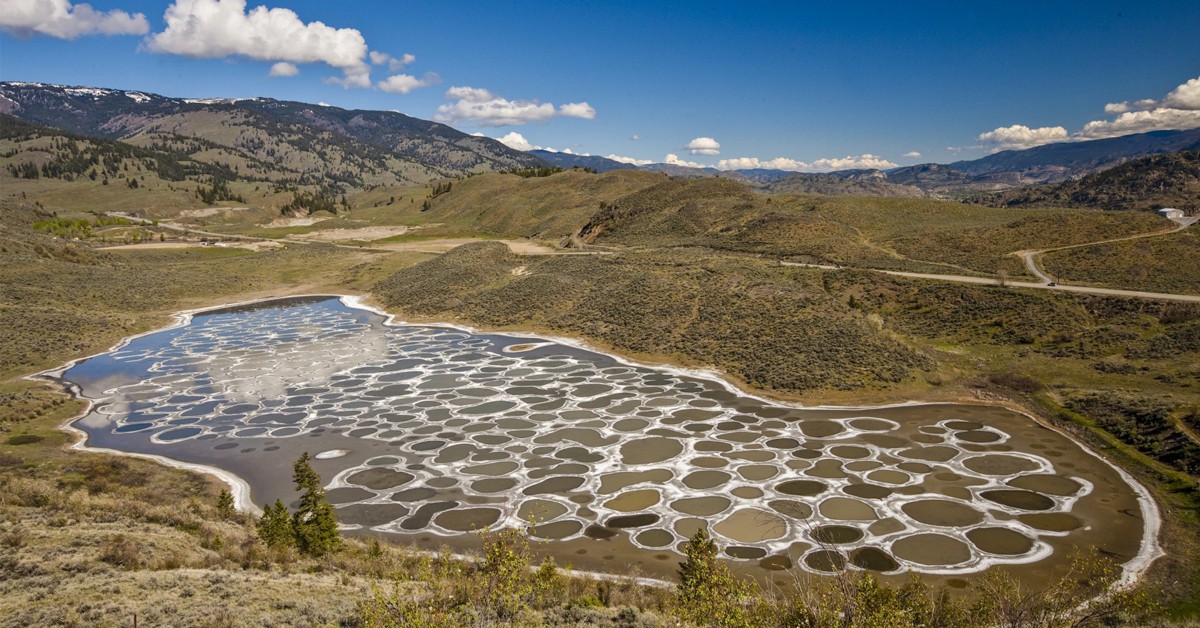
<box><xmin>0</xmin><ymin>0</ymin><xmax>148</xmax><ymax>39</ymax></box>
<box><xmin>434</xmin><ymin>86</ymin><xmax>596</xmax><ymax>127</ymax></box>
<box><xmin>148</xmin><ymin>0</ymin><xmax>372</xmax><ymax>87</ymax></box>
<box><xmin>664</xmin><ymin>154</ymin><xmax>706</xmax><ymax>168</ymax></box>
<box><xmin>903</xmin><ymin>151</ymin><xmax>922</xmax><ymax>158</ymax></box>
<box><xmin>685</xmin><ymin>137</ymin><xmax>721</xmax><ymax>155</ymax></box>
<box><xmin>494</xmin><ymin>132</ymin><xmax>533</xmax><ymax>151</ymax></box>
<box><xmin>269</xmin><ymin>61</ymin><xmax>298</xmax><ymax>77</ymax></box>
<box><xmin>1163</xmin><ymin>77</ymin><xmax>1200</xmax><ymax>110</ymax></box>
<box><xmin>977</xmin><ymin>124</ymin><xmax>1069</xmax><ymax>151</ymax></box>
<box><xmin>809</xmin><ymin>154</ymin><xmax>898</xmax><ymax>170</ymax></box>
<box><xmin>716</xmin><ymin>157</ymin><xmax>798</xmax><ymax>171</ymax></box>
<box><xmin>980</xmin><ymin>75</ymin><xmax>1200</xmax><ymax>149</ymax></box>
<box><xmin>558</xmin><ymin>102</ymin><xmax>597</xmax><ymax>119</ymax></box>
<box><xmin>1076</xmin><ymin>76</ymin><xmax>1200</xmax><ymax>139</ymax></box>
<box><xmin>716</xmin><ymin>154</ymin><xmax>898</xmax><ymax>172</ymax></box>
<box><xmin>1104</xmin><ymin>98</ymin><xmax>1160</xmax><ymax>114</ymax></box>
<box><xmin>326</xmin><ymin>65</ymin><xmax>371</xmax><ymax>89</ymax></box>
<box><xmin>606</xmin><ymin>154</ymin><xmax>652</xmax><ymax>166</ymax></box>
<box><xmin>376</xmin><ymin>72</ymin><xmax>440</xmax><ymax>94</ymax></box>
<box><xmin>1077</xmin><ymin>108</ymin><xmax>1200</xmax><ymax>140</ymax></box>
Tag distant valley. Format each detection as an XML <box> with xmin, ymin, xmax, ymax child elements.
<box><xmin>537</xmin><ymin>129</ymin><xmax>1200</xmax><ymax>198</ymax></box>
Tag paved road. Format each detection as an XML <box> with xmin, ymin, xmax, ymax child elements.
<box><xmin>116</xmin><ymin>212</ymin><xmax>1200</xmax><ymax>302</ymax></box>
<box><xmin>876</xmin><ymin>270</ymin><xmax>1200</xmax><ymax>303</ymax></box>
<box><xmin>783</xmin><ymin>216</ymin><xmax>1200</xmax><ymax>303</ymax></box>
<box><xmin>1017</xmin><ymin>216</ymin><xmax>1198</xmax><ymax>285</ymax></box>
<box><xmin>780</xmin><ymin>262</ymin><xmax>841</xmax><ymax>271</ymax></box>
<box><xmin>782</xmin><ymin>261</ymin><xmax>1200</xmax><ymax>303</ymax></box>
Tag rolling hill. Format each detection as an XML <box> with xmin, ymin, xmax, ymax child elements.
<box><xmin>528</xmin><ymin>149</ymin><xmax>638</xmax><ymax>173</ymax></box>
<box><xmin>966</xmin><ymin>150</ymin><xmax>1200</xmax><ymax>212</ymax></box>
<box><xmin>764</xmin><ymin>171</ymin><xmax>926</xmax><ymax>197</ymax></box>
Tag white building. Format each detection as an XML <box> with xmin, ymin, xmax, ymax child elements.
<box><xmin>1157</xmin><ymin>207</ymin><xmax>1185</xmax><ymax>220</ymax></box>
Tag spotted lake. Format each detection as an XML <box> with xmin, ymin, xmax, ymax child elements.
<box><xmin>50</xmin><ymin>295</ymin><xmax>1154</xmax><ymax>584</ymax></box>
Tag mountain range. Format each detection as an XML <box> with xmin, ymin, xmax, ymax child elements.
<box><xmin>530</xmin><ymin>122</ymin><xmax>1200</xmax><ymax>198</ymax></box>
<box><xmin>2</xmin><ymin>81</ymin><xmax>1198</xmax><ymax>201</ymax></box>
<box><xmin>0</xmin><ymin>81</ymin><xmax>541</xmax><ymax>190</ymax></box>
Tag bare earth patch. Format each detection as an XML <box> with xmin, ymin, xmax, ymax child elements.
<box><xmin>265</xmin><ymin>215</ymin><xmax>331</xmax><ymax>228</ymax></box>
<box><xmin>179</xmin><ymin>206</ymin><xmax>251</xmax><ymax>219</ymax></box>
<box><xmin>100</xmin><ymin>241</ymin><xmax>284</xmax><ymax>251</ymax></box>
<box><xmin>288</xmin><ymin>225</ymin><xmax>420</xmax><ymax>242</ymax></box>
<box><xmin>371</xmin><ymin>237</ymin><xmax>561</xmax><ymax>255</ymax></box>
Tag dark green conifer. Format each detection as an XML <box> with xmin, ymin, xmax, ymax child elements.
<box><xmin>216</xmin><ymin>489</ymin><xmax>235</xmax><ymax>518</ymax></box>
<box><xmin>256</xmin><ymin>498</ymin><xmax>293</xmax><ymax>549</ymax></box>
<box><xmin>291</xmin><ymin>452</ymin><xmax>342</xmax><ymax>556</ymax></box>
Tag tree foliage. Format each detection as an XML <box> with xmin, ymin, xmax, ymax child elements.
<box><xmin>195</xmin><ymin>177</ymin><xmax>244</xmax><ymax>204</ymax></box>
<box><xmin>971</xmin><ymin>549</ymin><xmax>1158</xmax><ymax>628</ymax></box>
<box><xmin>280</xmin><ymin>189</ymin><xmax>344</xmax><ymax>216</ymax></box>
<box><xmin>676</xmin><ymin>529</ymin><xmax>758</xmax><ymax>627</ymax></box>
<box><xmin>216</xmin><ymin>489</ymin><xmax>235</xmax><ymax>518</ymax></box>
<box><xmin>256</xmin><ymin>498</ymin><xmax>293</xmax><ymax>549</ymax></box>
<box><xmin>291</xmin><ymin>451</ymin><xmax>342</xmax><ymax>557</ymax></box>
<box><xmin>255</xmin><ymin>453</ymin><xmax>341</xmax><ymax>556</ymax></box>
<box><xmin>501</xmin><ymin>166</ymin><xmax>566</xmax><ymax>178</ymax></box>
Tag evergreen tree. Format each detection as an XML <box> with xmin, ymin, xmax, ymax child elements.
<box><xmin>216</xmin><ymin>489</ymin><xmax>235</xmax><ymax>518</ymax></box>
<box><xmin>257</xmin><ymin>498</ymin><xmax>293</xmax><ymax>549</ymax></box>
<box><xmin>291</xmin><ymin>452</ymin><xmax>341</xmax><ymax>556</ymax></box>
<box><xmin>676</xmin><ymin>529</ymin><xmax>754</xmax><ymax>627</ymax></box>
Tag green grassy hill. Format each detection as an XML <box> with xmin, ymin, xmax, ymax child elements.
<box><xmin>414</xmin><ymin>170</ymin><xmax>1172</xmax><ymax>280</ymax></box>
<box><xmin>420</xmin><ymin>168</ymin><xmax>666</xmax><ymax>240</ymax></box>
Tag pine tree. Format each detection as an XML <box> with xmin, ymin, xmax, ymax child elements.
<box><xmin>216</xmin><ymin>489</ymin><xmax>235</xmax><ymax>518</ymax></box>
<box><xmin>291</xmin><ymin>452</ymin><xmax>342</xmax><ymax>556</ymax></box>
<box><xmin>257</xmin><ymin>498</ymin><xmax>293</xmax><ymax>549</ymax></box>
<box><xmin>676</xmin><ymin>529</ymin><xmax>754</xmax><ymax>627</ymax></box>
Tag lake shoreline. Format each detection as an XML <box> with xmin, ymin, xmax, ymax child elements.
<box><xmin>31</xmin><ymin>291</ymin><xmax>1164</xmax><ymax>588</ymax></box>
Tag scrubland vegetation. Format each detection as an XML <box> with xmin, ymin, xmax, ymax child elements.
<box><xmin>375</xmin><ymin>243</ymin><xmax>933</xmax><ymax>394</ymax></box>
<box><xmin>1042</xmin><ymin>230</ymin><xmax>1200</xmax><ymax>295</ymax></box>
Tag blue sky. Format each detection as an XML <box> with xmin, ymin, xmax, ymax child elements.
<box><xmin>2</xmin><ymin>0</ymin><xmax>1199</xmax><ymax>171</ymax></box>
